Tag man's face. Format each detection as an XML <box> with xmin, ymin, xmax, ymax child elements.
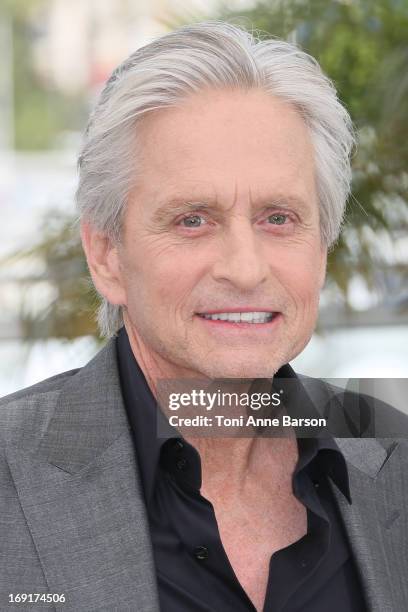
<box><xmin>117</xmin><ymin>89</ymin><xmax>327</xmax><ymax>379</ymax></box>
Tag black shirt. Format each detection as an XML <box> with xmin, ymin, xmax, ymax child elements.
<box><xmin>116</xmin><ymin>326</ymin><xmax>367</xmax><ymax>612</ymax></box>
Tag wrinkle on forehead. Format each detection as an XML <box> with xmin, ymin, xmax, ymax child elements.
<box><xmin>129</xmin><ymin>88</ymin><xmax>317</xmax><ymax>222</ymax></box>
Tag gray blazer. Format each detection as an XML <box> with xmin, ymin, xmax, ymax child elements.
<box><xmin>1</xmin><ymin>339</ymin><xmax>407</xmax><ymax>611</ymax></box>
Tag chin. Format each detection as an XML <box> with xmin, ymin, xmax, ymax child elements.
<box><xmin>196</xmin><ymin>355</ymin><xmax>284</xmax><ymax>380</ymax></box>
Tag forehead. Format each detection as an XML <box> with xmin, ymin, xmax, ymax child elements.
<box><xmin>133</xmin><ymin>88</ymin><xmax>316</xmax><ymax>209</ymax></box>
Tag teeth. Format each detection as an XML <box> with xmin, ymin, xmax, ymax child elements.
<box><xmin>200</xmin><ymin>311</ymin><xmax>274</xmax><ymax>323</ymax></box>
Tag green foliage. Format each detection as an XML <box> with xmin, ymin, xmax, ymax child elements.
<box><xmin>2</xmin><ymin>212</ymin><xmax>100</xmax><ymax>340</ymax></box>
<box><xmin>2</xmin><ymin>0</ymin><xmax>88</xmax><ymax>149</ymax></box>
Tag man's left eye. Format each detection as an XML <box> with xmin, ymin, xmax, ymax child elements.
<box><xmin>267</xmin><ymin>213</ymin><xmax>288</xmax><ymax>225</ymax></box>
<box><xmin>181</xmin><ymin>214</ymin><xmax>207</xmax><ymax>228</ymax></box>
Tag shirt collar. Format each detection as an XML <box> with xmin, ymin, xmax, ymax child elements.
<box><xmin>270</xmin><ymin>361</ymin><xmax>351</xmax><ymax>503</ymax></box>
<box><xmin>116</xmin><ymin>326</ymin><xmax>351</xmax><ymax>506</ymax></box>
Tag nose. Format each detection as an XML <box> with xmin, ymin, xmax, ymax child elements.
<box><xmin>211</xmin><ymin>219</ymin><xmax>269</xmax><ymax>291</ymax></box>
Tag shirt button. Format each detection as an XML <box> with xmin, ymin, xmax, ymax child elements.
<box><xmin>176</xmin><ymin>457</ymin><xmax>188</xmax><ymax>471</ymax></box>
<box><xmin>194</xmin><ymin>546</ymin><xmax>209</xmax><ymax>561</ymax></box>
<box><xmin>301</xmin><ymin>559</ymin><xmax>307</xmax><ymax>568</ymax></box>
<box><xmin>313</xmin><ymin>480</ymin><xmax>320</xmax><ymax>489</ymax></box>
<box><xmin>173</xmin><ymin>439</ymin><xmax>184</xmax><ymax>452</ymax></box>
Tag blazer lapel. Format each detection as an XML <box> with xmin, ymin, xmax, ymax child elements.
<box><xmin>332</xmin><ymin>437</ymin><xmax>408</xmax><ymax>612</ymax></box>
<box><xmin>6</xmin><ymin>339</ymin><xmax>160</xmax><ymax>612</ymax></box>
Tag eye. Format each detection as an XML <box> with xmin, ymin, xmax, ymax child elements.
<box><xmin>267</xmin><ymin>213</ymin><xmax>288</xmax><ymax>225</ymax></box>
<box><xmin>180</xmin><ymin>214</ymin><xmax>207</xmax><ymax>228</ymax></box>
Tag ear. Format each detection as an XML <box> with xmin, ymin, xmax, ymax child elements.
<box><xmin>80</xmin><ymin>222</ymin><xmax>127</xmax><ymax>306</ymax></box>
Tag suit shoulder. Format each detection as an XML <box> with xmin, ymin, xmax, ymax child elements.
<box><xmin>0</xmin><ymin>368</ymin><xmax>80</xmax><ymax>447</ymax></box>
<box><xmin>297</xmin><ymin>372</ymin><xmax>408</xmax><ymax>437</ymax></box>
<box><xmin>0</xmin><ymin>368</ymin><xmax>80</xmax><ymax>404</ymax></box>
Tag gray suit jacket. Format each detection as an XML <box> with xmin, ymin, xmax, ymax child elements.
<box><xmin>1</xmin><ymin>338</ymin><xmax>407</xmax><ymax>611</ymax></box>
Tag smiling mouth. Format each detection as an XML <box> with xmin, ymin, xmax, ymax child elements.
<box><xmin>197</xmin><ymin>311</ymin><xmax>276</xmax><ymax>324</ymax></box>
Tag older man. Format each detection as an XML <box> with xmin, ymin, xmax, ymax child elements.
<box><xmin>1</xmin><ymin>21</ymin><xmax>407</xmax><ymax>612</ymax></box>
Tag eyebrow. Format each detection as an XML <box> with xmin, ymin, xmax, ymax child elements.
<box><xmin>151</xmin><ymin>194</ymin><xmax>310</xmax><ymax>223</ymax></box>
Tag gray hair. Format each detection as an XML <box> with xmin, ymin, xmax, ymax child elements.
<box><xmin>76</xmin><ymin>20</ymin><xmax>355</xmax><ymax>338</ymax></box>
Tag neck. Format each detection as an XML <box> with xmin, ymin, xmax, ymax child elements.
<box><xmin>188</xmin><ymin>435</ymin><xmax>298</xmax><ymax>499</ymax></box>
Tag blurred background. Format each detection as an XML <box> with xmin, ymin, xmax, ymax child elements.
<box><xmin>0</xmin><ymin>0</ymin><xmax>407</xmax><ymax>396</ymax></box>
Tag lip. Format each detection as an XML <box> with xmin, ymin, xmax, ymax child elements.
<box><xmin>195</xmin><ymin>311</ymin><xmax>282</xmax><ymax>331</ymax></box>
<box><xmin>196</xmin><ymin>308</ymin><xmax>276</xmax><ymax>315</ymax></box>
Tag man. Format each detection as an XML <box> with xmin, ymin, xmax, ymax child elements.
<box><xmin>1</xmin><ymin>21</ymin><xmax>407</xmax><ymax>612</ymax></box>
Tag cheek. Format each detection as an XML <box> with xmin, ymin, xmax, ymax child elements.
<box><xmin>154</xmin><ymin>265</ymin><xmax>198</xmax><ymax>310</ymax></box>
<box><xmin>272</xmin><ymin>246</ymin><xmax>323</xmax><ymax>306</ymax></box>
<box><xmin>124</xmin><ymin>239</ymin><xmax>209</xmax><ymax>312</ymax></box>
